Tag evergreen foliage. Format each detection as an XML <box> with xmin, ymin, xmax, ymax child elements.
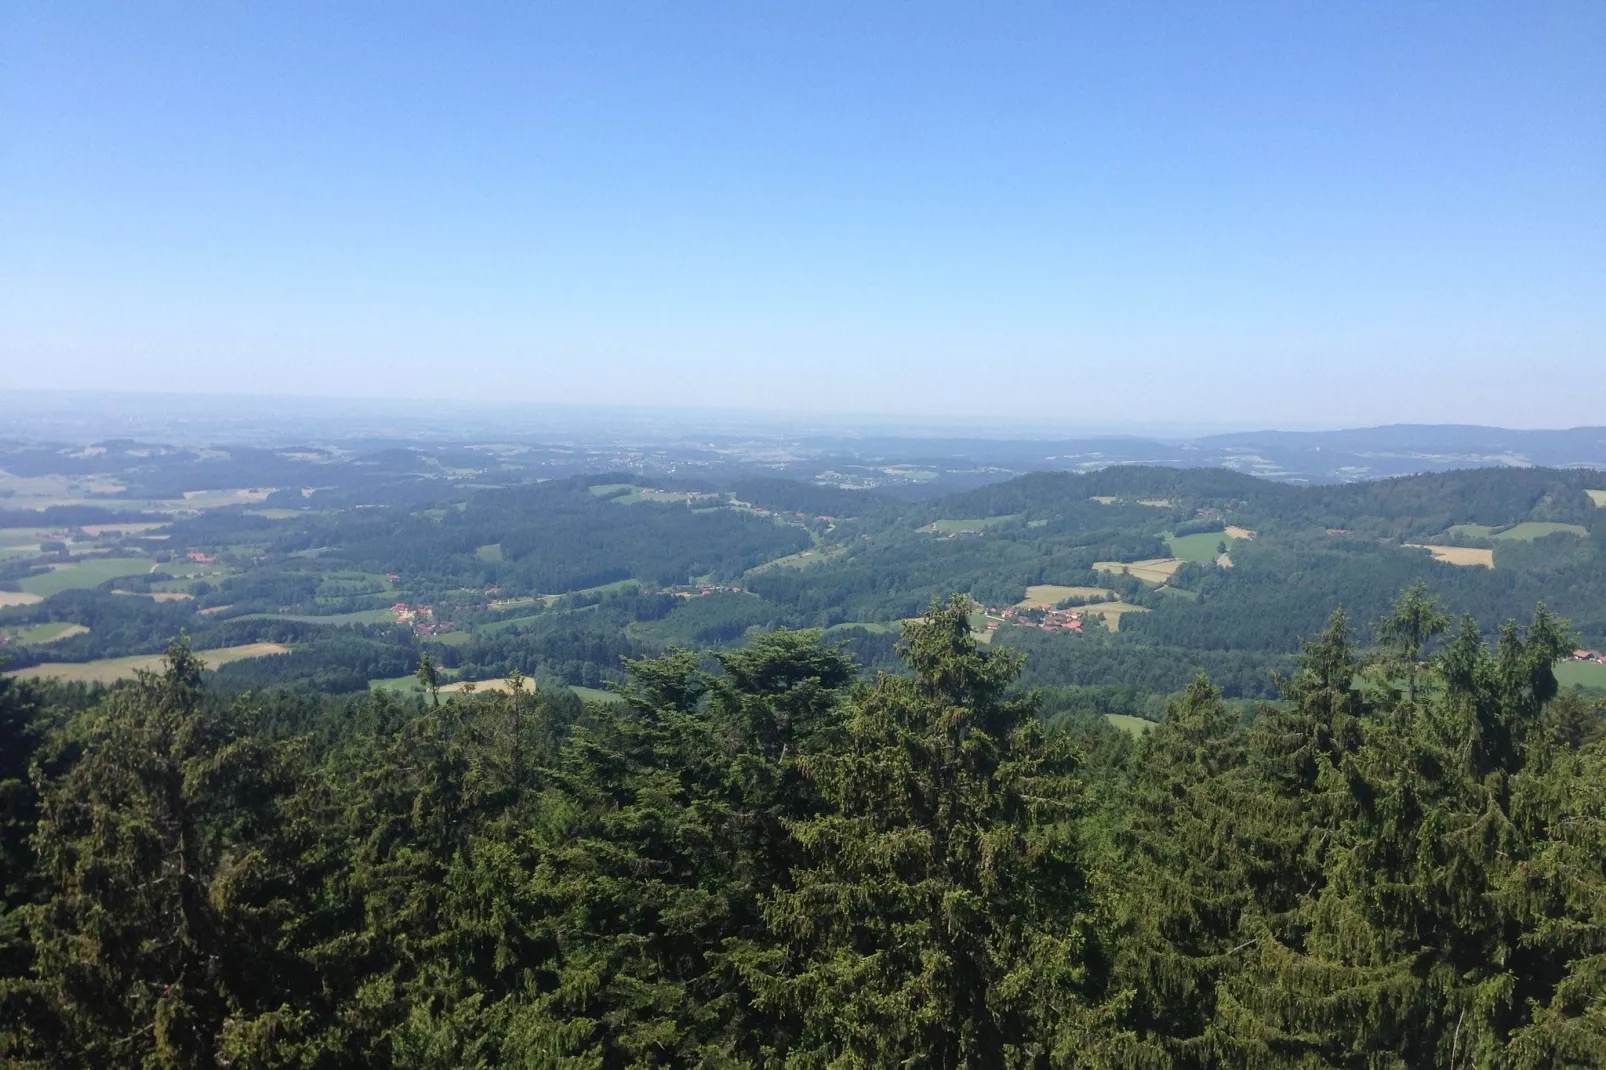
<box><xmin>1</xmin><ymin>592</ymin><xmax>1602</xmax><ymax>1066</ymax></box>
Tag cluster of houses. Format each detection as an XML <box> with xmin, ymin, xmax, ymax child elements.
<box><xmin>392</xmin><ymin>602</ymin><xmax>454</xmax><ymax>638</ymax></box>
<box><xmin>1573</xmin><ymin>648</ymin><xmax>1606</xmax><ymax>664</ymax></box>
<box><xmin>669</xmin><ymin>583</ymin><xmax>749</xmax><ymax>598</ymax></box>
<box><xmin>987</xmin><ymin>605</ymin><xmax>1086</xmax><ymax>634</ymax></box>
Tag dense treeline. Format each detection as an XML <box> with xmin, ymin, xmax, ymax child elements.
<box><xmin>2</xmin><ymin>590</ymin><xmax>1603</xmax><ymax>1066</ymax></box>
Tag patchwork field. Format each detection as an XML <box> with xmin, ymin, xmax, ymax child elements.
<box><xmin>18</xmin><ymin>557</ymin><xmax>153</xmax><ymax>597</ymax></box>
<box><xmin>1556</xmin><ymin>659</ymin><xmax>1606</xmax><ymax>691</ymax></box>
<box><xmin>2</xmin><ymin>622</ymin><xmax>89</xmax><ymax>645</ymax></box>
<box><xmin>1015</xmin><ymin>585</ymin><xmax>1116</xmax><ymax>608</ymax></box>
<box><xmin>1093</xmin><ymin>558</ymin><xmax>1183</xmax><ymax>584</ymax></box>
<box><xmin>1079</xmin><ymin>601</ymin><xmax>1149</xmax><ymax>632</ymax></box>
<box><xmin>7</xmin><ymin>642</ymin><xmax>290</xmax><ymax>684</ymax></box>
<box><xmin>1495</xmin><ymin>522</ymin><xmax>1588</xmax><ymax>541</ymax></box>
<box><xmin>1405</xmin><ymin>544</ymin><xmax>1495</xmax><ymax>568</ymax></box>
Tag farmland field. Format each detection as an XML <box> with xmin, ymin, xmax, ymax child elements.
<box><xmin>18</xmin><ymin>557</ymin><xmax>153</xmax><ymax>597</ymax></box>
<box><xmin>112</xmin><ymin>590</ymin><xmax>193</xmax><ymax>602</ymax></box>
<box><xmin>1495</xmin><ymin>522</ymin><xmax>1588</xmax><ymax>541</ymax></box>
<box><xmin>571</xmin><ymin>685</ymin><xmax>626</xmax><ymax>704</ymax></box>
<box><xmin>927</xmin><ymin>515</ymin><xmax>1021</xmax><ymax>533</ymax></box>
<box><xmin>7</xmin><ymin>643</ymin><xmax>290</xmax><ymax>684</ymax></box>
<box><xmin>2</xmin><ymin>622</ymin><xmax>89</xmax><ymax>644</ymax></box>
<box><xmin>1587</xmin><ymin>490</ymin><xmax>1606</xmax><ymax>507</ymax></box>
<box><xmin>1556</xmin><ymin>659</ymin><xmax>1606</xmax><ymax>691</ymax></box>
<box><xmin>1405</xmin><ymin>544</ymin><xmax>1495</xmax><ymax>568</ymax></box>
<box><xmin>1016</xmin><ymin>585</ymin><xmax>1115</xmax><ymax>608</ymax></box>
<box><xmin>1223</xmin><ymin>526</ymin><xmax>1256</xmax><ymax>539</ymax></box>
<box><xmin>1105</xmin><ymin>714</ymin><xmax>1156</xmax><ymax>735</ymax></box>
<box><xmin>0</xmin><ymin>592</ymin><xmax>44</xmax><ymax>607</ymax></box>
<box><xmin>1093</xmin><ymin>558</ymin><xmax>1183</xmax><ymax>584</ymax></box>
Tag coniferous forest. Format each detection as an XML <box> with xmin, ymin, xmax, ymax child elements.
<box><xmin>2</xmin><ymin>589</ymin><xmax>1603</xmax><ymax>1068</ymax></box>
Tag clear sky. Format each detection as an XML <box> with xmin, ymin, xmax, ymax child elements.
<box><xmin>3</xmin><ymin>2</ymin><xmax>1602</xmax><ymax>429</ymax></box>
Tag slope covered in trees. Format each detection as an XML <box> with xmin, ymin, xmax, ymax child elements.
<box><xmin>2</xmin><ymin>590</ymin><xmax>1603</xmax><ymax>1067</ymax></box>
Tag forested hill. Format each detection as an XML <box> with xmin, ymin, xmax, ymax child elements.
<box><xmin>5</xmin><ymin>463</ymin><xmax>1606</xmax><ymax>713</ymax></box>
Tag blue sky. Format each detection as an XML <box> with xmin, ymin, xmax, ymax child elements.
<box><xmin>3</xmin><ymin>2</ymin><xmax>1602</xmax><ymax>429</ymax></box>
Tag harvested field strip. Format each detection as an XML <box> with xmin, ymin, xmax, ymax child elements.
<box><xmin>1587</xmin><ymin>490</ymin><xmax>1606</xmax><ymax>507</ymax></box>
<box><xmin>1093</xmin><ymin>558</ymin><xmax>1183</xmax><ymax>584</ymax></box>
<box><xmin>1405</xmin><ymin>544</ymin><xmax>1494</xmax><ymax>568</ymax></box>
<box><xmin>8</xmin><ymin>643</ymin><xmax>290</xmax><ymax>684</ymax></box>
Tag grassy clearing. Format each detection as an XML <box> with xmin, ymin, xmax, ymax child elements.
<box><xmin>1223</xmin><ymin>526</ymin><xmax>1257</xmax><ymax>539</ymax></box>
<box><xmin>1587</xmin><ymin>490</ymin><xmax>1606</xmax><ymax>508</ymax></box>
<box><xmin>748</xmin><ymin>546</ymin><xmax>845</xmax><ymax>573</ymax></box>
<box><xmin>8</xmin><ymin>643</ymin><xmax>290</xmax><ymax>684</ymax></box>
<box><xmin>926</xmin><ymin>515</ymin><xmax>1021</xmax><ymax>533</ymax></box>
<box><xmin>1446</xmin><ymin>523</ymin><xmax>1500</xmax><ymax>540</ymax></box>
<box><xmin>1105</xmin><ymin>714</ymin><xmax>1157</xmax><ymax>735</ymax></box>
<box><xmin>1137</xmin><ymin>499</ymin><xmax>1174</xmax><ymax>508</ymax></box>
<box><xmin>1090</xmin><ymin>496</ymin><xmax>1119</xmax><ymax>505</ymax></box>
<box><xmin>824</xmin><ymin>621</ymin><xmax>899</xmax><ymax>635</ymax></box>
<box><xmin>112</xmin><ymin>590</ymin><xmax>193</xmax><ymax>602</ymax></box>
<box><xmin>475</xmin><ymin>543</ymin><xmax>504</xmax><ymax>562</ymax></box>
<box><xmin>1556</xmin><ymin>659</ymin><xmax>1606</xmax><ymax>691</ymax></box>
<box><xmin>1405</xmin><ymin>544</ymin><xmax>1495</xmax><ymax>568</ymax></box>
<box><xmin>572</xmin><ymin>685</ymin><xmax>625</xmax><ymax>704</ymax></box>
<box><xmin>1093</xmin><ymin>558</ymin><xmax>1183</xmax><ymax>584</ymax></box>
<box><xmin>1166</xmin><ymin>531</ymin><xmax>1236</xmax><ymax>564</ymax></box>
<box><xmin>2</xmin><ymin>622</ymin><xmax>89</xmax><ymax>645</ymax></box>
<box><xmin>18</xmin><ymin>558</ymin><xmax>152</xmax><ymax>597</ymax></box>
<box><xmin>1154</xmin><ymin>585</ymin><xmax>1200</xmax><ymax>601</ymax></box>
<box><xmin>588</xmin><ymin>483</ymin><xmax>639</xmax><ymax>497</ymax></box>
<box><xmin>1016</xmin><ymin>585</ymin><xmax>1115</xmax><ymax>608</ymax></box>
<box><xmin>1495</xmin><ymin>522</ymin><xmax>1588</xmax><ymax>541</ymax></box>
<box><xmin>180</xmin><ymin>488</ymin><xmax>274</xmax><ymax>508</ymax></box>
<box><xmin>0</xmin><ymin>592</ymin><xmax>44</xmax><ymax>608</ymax></box>
<box><xmin>479</xmin><ymin>614</ymin><xmax>544</xmax><ymax>635</ymax></box>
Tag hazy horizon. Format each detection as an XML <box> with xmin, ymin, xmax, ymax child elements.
<box><xmin>4</xmin><ymin>3</ymin><xmax>1603</xmax><ymax>426</ymax></box>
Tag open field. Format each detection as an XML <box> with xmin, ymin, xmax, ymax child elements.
<box><xmin>1556</xmin><ymin>659</ymin><xmax>1606</xmax><ymax>691</ymax></box>
<box><xmin>0</xmin><ymin>592</ymin><xmax>44</xmax><ymax>607</ymax></box>
<box><xmin>7</xmin><ymin>643</ymin><xmax>290</xmax><ymax>684</ymax></box>
<box><xmin>1588</xmin><ymin>490</ymin><xmax>1606</xmax><ymax>507</ymax></box>
<box><xmin>1093</xmin><ymin>558</ymin><xmax>1183</xmax><ymax>584</ymax></box>
<box><xmin>1137</xmin><ymin>499</ymin><xmax>1174</xmax><ymax>508</ymax></box>
<box><xmin>1166</xmin><ymin>531</ymin><xmax>1235</xmax><ymax>564</ymax></box>
<box><xmin>1016</xmin><ymin>585</ymin><xmax>1116</xmax><ymax>608</ymax></box>
<box><xmin>1405</xmin><ymin>544</ymin><xmax>1495</xmax><ymax>568</ymax></box>
<box><xmin>2</xmin><ymin>622</ymin><xmax>89</xmax><ymax>645</ymax></box>
<box><xmin>1090</xmin><ymin>496</ymin><xmax>1119</xmax><ymax>505</ymax></box>
<box><xmin>1495</xmin><ymin>522</ymin><xmax>1588</xmax><ymax>541</ymax></box>
<box><xmin>926</xmin><ymin>515</ymin><xmax>1021</xmax><ymax>534</ymax></box>
<box><xmin>18</xmin><ymin>558</ymin><xmax>153</xmax><ymax>597</ymax></box>
<box><xmin>1105</xmin><ymin>714</ymin><xmax>1157</xmax><ymax>735</ymax></box>
<box><xmin>1154</xmin><ymin>585</ymin><xmax>1200</xmax><ymax>600</ymax></box>
<box><xmin>112</xmin><ymin>590</ymin><xmax>193</xmax><ymax>602</ymax></box>
<box><xmin>181</xmin><ymin>488</ymin><xmax>274</xmax><ymax>507</ymax></box>
<box><xmin>475</xmin><ymin>543</ymin><xmax>504</xmax><ymax>562</ymax></box>
<box><xmin>1223</xmin><ymin>526</ymin><xmax>1256</xmax><ymax>539</ymax></box>
<box><xmin>1079</xmin><ymin>601</ymin><xmax>1149</xmax><ymax>632</ymax></box>
<box><xmin>79</xmin><ymin>522</ymin><xmax>169</xmax><ymax>537</ymax></box>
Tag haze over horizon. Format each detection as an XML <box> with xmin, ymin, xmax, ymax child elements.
<box><xmin>4</xmin><ymin>2</ymin><xmax>1603</xmax><ymax>427</ymax></box>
